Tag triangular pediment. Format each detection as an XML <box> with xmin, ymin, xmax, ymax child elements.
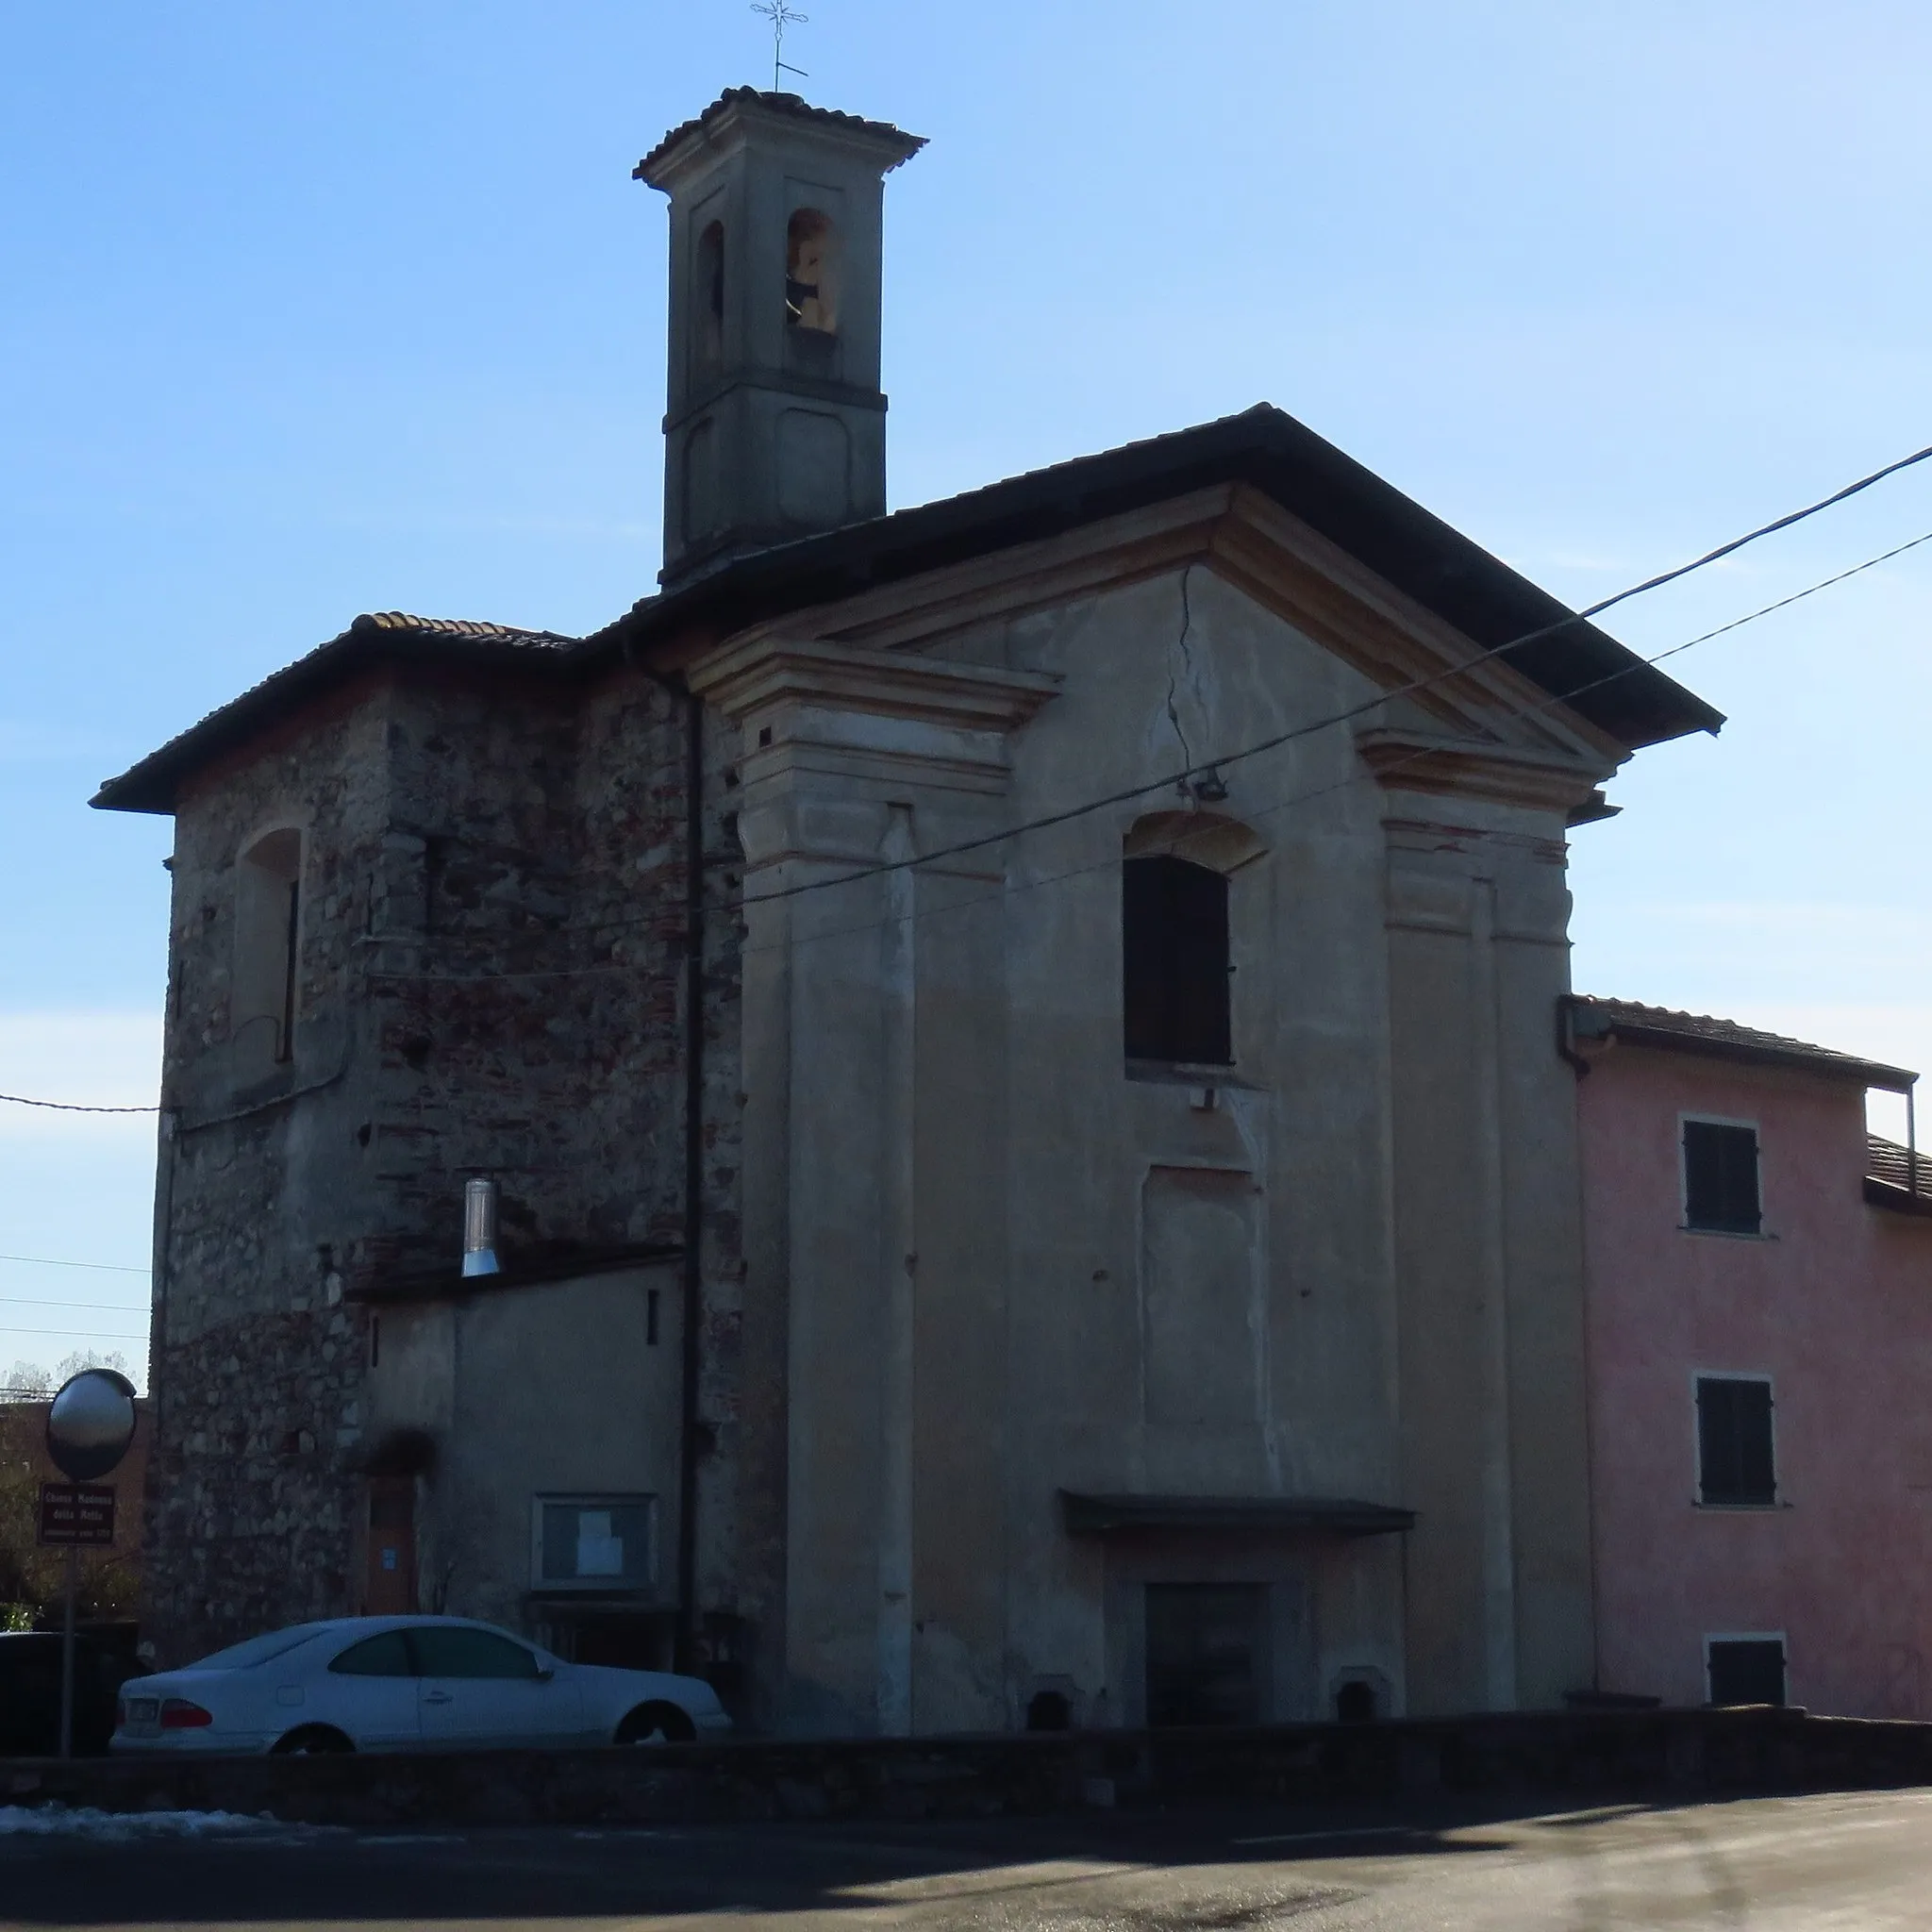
<box><xmin>706</xmin><ymin>483</ymin><xmax>1629</xmax><ymax>790</ymax></box>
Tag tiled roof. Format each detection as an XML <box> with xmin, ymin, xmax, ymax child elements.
<box><xmin>1568</xmin><ymin>996</ymin><xmax>1918</xmax><ymax>1093</ymax></box>
<box><xmin>95</xmin><ymin>403</ymin><xmax>1724</xmax><ymax>815</ymax></box>
<box><xmin>1868</xmin><ymin>1134</ymin><xmax>1932</xmax><ymax>1209</ymax></box>
<box><xmin>594</xmin><ymin>404</ymin><xmax>1724</xmax><ymax>751</ymax></box>
<box><xmin>636</xmin><ymin>89</ymin><xmax>925</xmax><ymax>183</ymax></box>
<box><xmin>92</xmin><ymin>613</ymin><xmax>580</xmax><ymax>814</ymax></box>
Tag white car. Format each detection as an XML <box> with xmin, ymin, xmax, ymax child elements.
<box><xmin>110</xmin><ymin>1616</ymin><xmax>731</xmax><ymax>1756</ymax></box>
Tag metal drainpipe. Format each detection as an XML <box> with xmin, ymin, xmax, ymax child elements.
<box><xmin>625</xmin><ymin>651</ymin><xmax>708</xmax><ymax>1675</ymax></box>
<box><xmin>1908</xmin><ymin>1083</ymin><xmax>1920</xmax><ymax>1200</ymax></box>
<box><xmin>675</xmin><ymin>682</ymin><xmax>706</xmax><ymax>1674</ymax></box>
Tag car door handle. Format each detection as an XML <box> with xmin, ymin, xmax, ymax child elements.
<box><xmin>424</xmin><ymin>1690</ymin><xmax>454</xmax><ymax>1704</ymax></box>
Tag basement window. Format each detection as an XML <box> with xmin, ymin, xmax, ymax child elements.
<box><xmin>1695</xmin><ymin>1375</ymin><xmax>1777</xmax><ymax>1507</ymax></box>
<box><xmin>1683</xmin><ymin>1119</ymin><xmax>1761</xmax><ymax>1234</ymax></box>
<box><xmin>533</xmin><ymin>1495</ymin><xmax>656</xmax><ymax>1591</ymax></box>
<box><xmin>1123</xmin><ymin>855</ymin><xmax>1232</xmax><ymax>1065</ymax></box>
<box><xmin>1707</xmin><ymin>1636</ymin><xmax>1787</xmax><ymax>1707</ymax></box>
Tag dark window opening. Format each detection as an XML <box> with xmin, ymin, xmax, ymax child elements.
<box><xmin>1684</xmin><ymin>1120</ymin><xmax>1760</xmax><ymax>1233</ymax></box>
<box><xmin>646</xmin><ymin>1289</ymin><xmax>660</xmax><ymax>1347</ymax></box>
<box><xmin>695</xmin><ymin>220</ymin><xmax>724</xmax><ymax>371</ymax></box>
<box><xmin>276</xmin><ymin>878</ymin><xmax>299</xmax><ymax>1062</ymax></box>
<box><xmin>1334</xmin><ymin>1679</ymin><xmax>1377</xmax><ymax>1724</ymax></box>
<box><xmin>1696</xmin><ymin>1375</ymin><xmax>1776</xmax><ymax>1506</ymax></box>
<box><xmin>1707</xmin><ymin>1638</ymin><xmax>1786</xmax><ymax>1707</ymax></box>
<box><xmin>369</xmin><ymin>1315</ymin><xmax>380</xmax><ymax>1370</ymax></box>
<box><xmin>1025</xmin><ymin>1690</ymin><xmax>1072</xmax><ymax>1732</ymax></box>
<box><xmin>1145</xmin><ymin>1583</ymin><xmax>1263</xmax><ymax>1727</ymax></box>
<box><xmin>1123</xmin><ymin>856</ymin><xmax>1231</xmax><ymax>1065</ymax></box>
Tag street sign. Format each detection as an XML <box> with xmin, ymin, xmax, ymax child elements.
<box><xmin>37</xmin><ymin>1483</ymin><xmax>115</xmax><ymax>1547</ymax></box>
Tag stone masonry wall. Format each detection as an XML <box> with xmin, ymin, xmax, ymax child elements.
<box><xmin>144</xmin><ymin>658</ymin><xmax>744</xmax><ymax>1668</ymax></box>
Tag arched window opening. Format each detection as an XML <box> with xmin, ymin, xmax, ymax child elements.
<box><xmin>785</xmin><ymin>208</ymin><xmax>838</xmax><ymax>333</ymax></box>
<box><xmin>695</xmin><ymin>221</ymin><xmax>724</xmax><ymax>372</ymax></box>
<box><xmin>235</xmin><ymin>827</ymin><xmax>302</xmax><ymax>1067</ymax></box>
<box><xmin>1123</xmin><ymin>854</ymin><xmax>1231</xmax><ymax>1066</ymax></box>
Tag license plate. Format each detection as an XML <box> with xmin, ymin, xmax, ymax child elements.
<box><xmin>125</xmin><ymin>1699</ymin><xmax>158</xmax><ymax>1724</ymax></box>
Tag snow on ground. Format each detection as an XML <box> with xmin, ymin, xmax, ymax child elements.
<box><xmin>0</xmin><ymin>1804</ymin><xmax>306</xmax><ymax>1840</ymax></box>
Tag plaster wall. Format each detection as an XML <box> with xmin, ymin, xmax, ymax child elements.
<box><xmin>711</xmin><ymin>546</ymin><xmax>1604</xmax><ymax>1734</ymax></box>
<box><xmin>363</xmin><ymin>1263</ymin><xmax>683</xmax><ymax>1637</ymax></box>
<box><xmin>1579</xmin><ymin>1049</ymin><xmax>1932</xmax><ymax>1715</ymax></box>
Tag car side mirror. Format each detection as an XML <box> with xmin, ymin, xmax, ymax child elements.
<box><xmin>536</xmin><ymin>1666</ymin><xmax>555</xmax><ymax>1682</ymax></box>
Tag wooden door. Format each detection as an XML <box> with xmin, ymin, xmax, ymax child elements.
<box><xmin>365</xmin><ymin>1477</ymin><xmax>417</xmax><ymax>1615</ymax></box>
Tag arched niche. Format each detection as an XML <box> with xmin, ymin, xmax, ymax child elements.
<box><xmin>234</xmin><ymin>824</ymin><xmax>304</xmax><ymax>1067</ymax></box>
<box><xmin>1123</xmin><ymin>808</ymin><xmax>1267</xmax><ymax>875</ymax></box>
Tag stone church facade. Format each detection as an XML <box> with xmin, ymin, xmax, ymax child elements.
<box><xmin>97</xmin><ymin>89</ymin><xmax>1722</xmax><ymax>1733</ymax></box>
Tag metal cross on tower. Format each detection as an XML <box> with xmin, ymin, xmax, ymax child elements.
<box><xmin>752</xmin><ymin>0</ymin><xmax>809</xmax><ymax>92</ymax></box>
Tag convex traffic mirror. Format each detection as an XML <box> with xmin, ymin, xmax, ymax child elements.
<box><xmin>44</xmin><ymin>1368</ymin><xmax>138</xmax><ymax>1482</ymax></box>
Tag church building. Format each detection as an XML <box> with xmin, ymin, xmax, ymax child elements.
<box><xmin>95</xmin><ymin>88</ymin><xmax>1722</xmax><ymax>1733</ymax></box>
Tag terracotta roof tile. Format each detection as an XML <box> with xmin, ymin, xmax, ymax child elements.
<box><xmin>355</xmin><ymin>611</ymin><xmax>576</xmax><ymax>648</ymax></box>
<box><xmin>1868</xmin><ymin>1134</ymin><xmax>1932</xmax><ymax>1202</ymax></box>
<box><xmin>1569</xmin><ymin>995</ymin><xmax>1918</xmax><ymax>1093</ymax></box>
<box><xmin>92</xmin><ymin>613</ymin><xmax>581</xmax><ymax>813</ymax></box>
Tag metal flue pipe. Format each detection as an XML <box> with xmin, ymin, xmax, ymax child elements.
<box><xmin>462</xmin><ymin>1177</ymin><xmax>501</xmax><ymax>1277</ymax></box>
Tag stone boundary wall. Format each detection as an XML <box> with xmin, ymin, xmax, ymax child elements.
<box><xmin>5</xmin><ymin>1709</ymin><xmax>1932</xmax><ymax>1827</ymax></box>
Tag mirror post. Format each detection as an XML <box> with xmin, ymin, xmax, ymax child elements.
<box><xmin>58</xmin><ymin>1545</ymin><xmax>77</xmax><ymax>1760</ymax></box>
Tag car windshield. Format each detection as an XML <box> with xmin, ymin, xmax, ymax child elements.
<box><xmin>186</xmin><ymin>1624</ymin><xmax>334</xmax><ymax>1672</ymax></box>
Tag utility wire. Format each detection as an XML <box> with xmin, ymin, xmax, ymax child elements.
<box><xmin>363</xmin><ymin>516</ymin><xmax>1932</xmax><ymax>984</ymax></box>
<box><xmin>727</xmin><ymin>437</ymin><xmax>1932</xmax><ymax>912</ymax></box>
<box><xmin>0</xmin><ymin>1326</ymin><xmax>149</xmax><ymax>1341</ymax></box>
<box><xmin>362</xmin><ymin>431</ymin><xmax>1932</xmax><ymax>961</ymax></box>
<box><xmin>0</xmin><ymin>1092</ymin><xmax>157</xmax><ymax>1114</ymax></box>
<box><xmin>0</xmin><ymin>1298</ymin><xmax>151</xmax><ymax>1313</ymax></box>
<box><xmin>0</xmin><ymin>1254</ymin><xmax>150</xmax><ymax>1275</ymax></box>
<box><xmin>707</xmin><ymin>519</ymin><xmax>1932</xmax><ymax>969</ymax></box>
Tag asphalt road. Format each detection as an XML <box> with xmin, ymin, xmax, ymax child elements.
<box><xmin>3</xmin><ymin>1787</ymin><xmax>1931</xmax><ymax>1927</ymax></box>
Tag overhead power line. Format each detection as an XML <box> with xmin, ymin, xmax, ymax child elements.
<box><xmin>702</xmin><ymin>519</ymin><xmax>1932</xmax><ymax>969</ymax></box>
<box><xmin>356</xmin><ymin>515</ymin><xmax>1932</xmax><ymax>986</ymax></box>
<box><xmin>0</xmin><ymin>1253</ymin><xmax>151</xmax><ymax>1275</ymax></box>
<box><xmin>0</xmin><ymin>1092</ymin><xmax>157</xmax><ymax>1114</ymax></box>
<box><xmin>0</xmin><ymin>1298</ymin><xmax>152</xmax><ymax>1313</ymax></box>
<box><xmin>731</xmin><ymin>437</ymin><xmax>1932</xmax><ymax>913</ymax></box>
<box><xmin>360</xmin><ymin>428</ymin><xmax>1932</xmax><ymax>965</ymax></box>
<box><xmin>0</xmin><ymin>1326</ymin><xmax>149</xmax><ymax>1341</ymax></box>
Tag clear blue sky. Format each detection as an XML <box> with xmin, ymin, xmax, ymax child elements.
<box><xmin>5</xmin><ymin>2</ymin><xmax>1930</xmax><ymax>1383</ymax></box>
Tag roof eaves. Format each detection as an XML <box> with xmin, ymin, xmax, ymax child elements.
<box><xmin>92</xmin><ymin>614</ymin><xmax>581</xmax><ymax>816</ymax></box>
<box><xmin>1569</xmin><ymin>995</ymin><xmax>1919</xmax><ymax>1093</ymax></box>
<box><xmin>636</xmin><ymin>87</ymin><xmax>925</xmax><ymax>184</ymax></box>
<box><xmin>593</xmin><ymin>405</ymin><xmax>1724</xmax><ymax>751</ymax></box>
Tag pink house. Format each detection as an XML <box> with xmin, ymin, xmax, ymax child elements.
<box><xmin>1569</xmin><ymin>997</ymin><xmax>1932</xmax><ymax>1715</ymax></box>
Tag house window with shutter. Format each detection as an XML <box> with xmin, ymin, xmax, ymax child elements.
<box><xmin>1123</xmin><ymin>855</ymin><xmax>1232</xmax><ymax>1065</ymax></box>
<box><xmin>1682</xmin><ymin>1118</ymin><xmax>1761</xmax><ymax>1233</ymax></box>
<box><xmin>1695</xmin><ymin>1374</ymin><xmax>1777</xmax><ymax>1507</ymax></box>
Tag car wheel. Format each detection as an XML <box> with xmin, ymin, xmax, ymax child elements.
<box><xmin>271</xmin><ymin>1725</ymin><xmax>355</xmax><ymax>1756</ymax></box>
<box><xmin>615</xmin><ymin>1702</ymin><xmax>696</xmax><ymax>1746</ymax></box>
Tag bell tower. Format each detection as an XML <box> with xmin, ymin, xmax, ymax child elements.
<box><xmin>637</xmin><ymin>90</ymin><xmax>925</xmax><ymax>589</ymax></box>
